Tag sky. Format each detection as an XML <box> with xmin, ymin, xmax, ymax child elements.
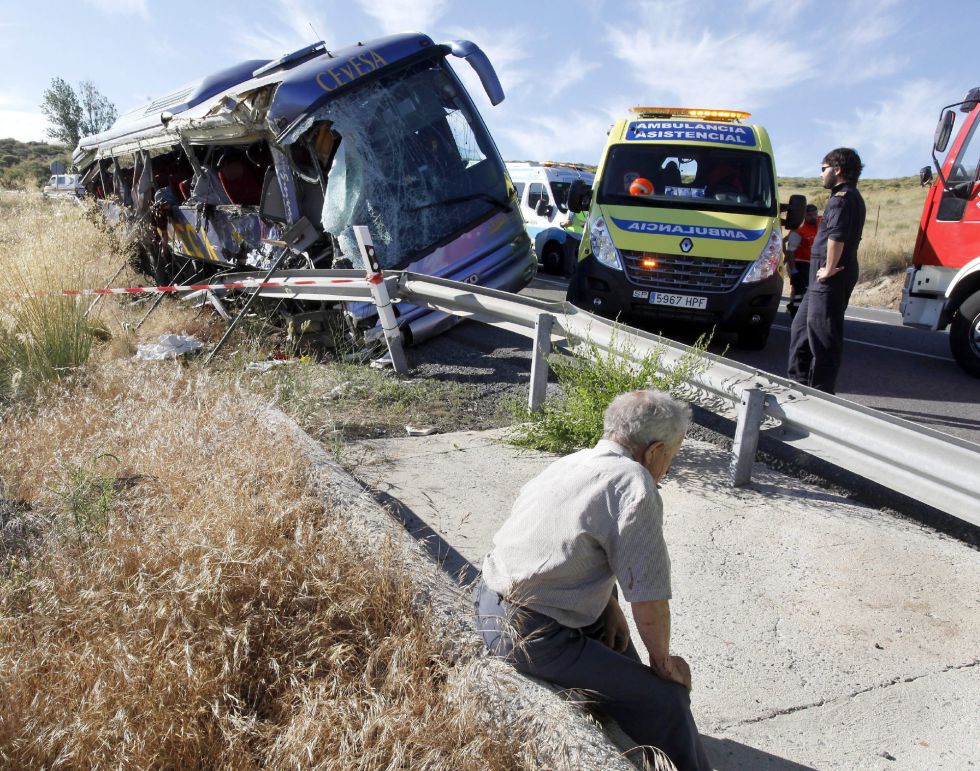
<box><xmin>1</xmin><ymin>0</ymin><xmax>977</xmax><ymax>178</ymax></box>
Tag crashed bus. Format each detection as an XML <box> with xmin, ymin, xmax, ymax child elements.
<box><xmin>73</xmin><ymin>33</ymin><xmax>535</xmax><ymax>344</ymax></box>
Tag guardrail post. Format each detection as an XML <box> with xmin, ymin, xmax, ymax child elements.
<box><xmin>730</xmin><ymin>387</ymin><xmax>765</xmax><ymax>486</ymax></box>
<box><xmin>528</xmin><ymin>313</ymin><xmax>554</xmax><ymax>412</ymax></box>
<box><xmin>354</xmin><ymin>225</ymin><xmax>408</xmax><ymax>376</ymax></box>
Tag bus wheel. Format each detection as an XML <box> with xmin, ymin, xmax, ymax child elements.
<box><xmin>950</xmin><ymin>292</ymin><xmax>980</xmax><ymax>378</ymax></box>
<box><xmin>541</xmin><ymin>243</ymin><xmax>564</xmax><ymax>275</ymax></box>
<box><xmin>736</xmin><ymin>324</ymin><xmax>770</xmax><ymax>351</ymax></box>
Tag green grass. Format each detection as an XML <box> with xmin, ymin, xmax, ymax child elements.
<box><xmin>0</xmin><ymin>295</ymin><xmax>98</xmax><ymax>405</ymax></box>
<box><xmin>48</xmin><ymin>454</ymin><xmax>119</xmax><ymax>548</ymax></box>
<box><xmin>510</xmin><ymin>329</ymin><xmax>711</xmax><ymax>454</ymax></box>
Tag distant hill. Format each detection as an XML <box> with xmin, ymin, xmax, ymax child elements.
<box><xmin>0</xmin><ymin>138</ymin><xmax>71</xmax><ymax>189</ymax></box>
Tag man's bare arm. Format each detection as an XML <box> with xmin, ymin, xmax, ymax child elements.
<box><xmin>631</xmin><ymin>599</ymin><xmax>692</xmax><ymax>689</ymax></box>
<box><xmin>600</xmin><ymin>594</ymin><xmax>631</xmax><ymax>652</ymax></box>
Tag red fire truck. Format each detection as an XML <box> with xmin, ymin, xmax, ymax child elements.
<box><xmin>901</xmin><ymin>87</ymin><xmax>980</xmax><ymax>377</ymax></box>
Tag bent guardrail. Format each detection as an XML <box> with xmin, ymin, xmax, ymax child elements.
<box><xmin>215</xmin><ymin>265</ymin><xmax>980</xmax><ymax>529</ymax></box>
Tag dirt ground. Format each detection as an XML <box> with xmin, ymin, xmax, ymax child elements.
<box><xmin>849</xmin><ymin>272</ymin><xmax>905</xmax><ymax>310</ymax></box>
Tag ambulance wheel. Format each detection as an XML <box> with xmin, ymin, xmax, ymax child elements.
<box><xmin>949</xmin><ymin>292</ymin><xmax>980</xmax><ymax>378</ymax></box>
<box><xmin>541</xmin><ymin>243</ymin><xmax>564</xmax><ymax>275</ymax></box>
<box><xmin>736</xmin><ymin>324</ymin><xmax>770</xmax><ymax>351</ymax></box>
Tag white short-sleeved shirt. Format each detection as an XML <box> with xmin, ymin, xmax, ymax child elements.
<box><xmin>481</xmin><ymin>439</ymin><xmax>672</xmax><ymax>628</ymax></box>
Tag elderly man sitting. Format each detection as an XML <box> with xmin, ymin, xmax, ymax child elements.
<box><xmin>473</xmin><ymin>389</ymin><xmax>711</xmax><ymax>771</ymax></box>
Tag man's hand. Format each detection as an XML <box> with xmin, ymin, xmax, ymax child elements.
<box><xmin>651</xmin><ymin>653</ymin><xmax>693</xmax><ymax>691</ymax></box>
<box><xmin>816</xmin><ymin>264</ymin><xmax>843</xmax><ymax>282</ymax></box>
<box><xmin>818</xmin><ymin>238</ymin><xmax>846</xmax><ymax>282</ymax></box>
<box><xmin>600</xmin><ymin>595</ymin><xmax>631</xmax><ymax>652</ymax></box>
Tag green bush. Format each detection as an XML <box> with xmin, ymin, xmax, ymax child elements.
<box><xmin>510</xmin><ymin>328</ymin><xmax>711</xmax><ymax>454</ymax></box>
<box><xmin>50</xmin><ymin>456</ymin><xmax>118</xmax><ymax>547</ymax></box>
<box><xmin>0</xmin><ymin>296</ymin><xmax>96</xmax><ymax>405</ymax></box>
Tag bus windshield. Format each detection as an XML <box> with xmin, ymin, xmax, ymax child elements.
<box><xmin>296</xmin><ymin>58</ymin><xmax>508</xmax><ymax>268</ymax></box>
<box><xmin>597</xmin><ymin>144</ymin><xmax>776</xmax><ymax>216</ymax></box>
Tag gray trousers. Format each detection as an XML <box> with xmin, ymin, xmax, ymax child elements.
<box><xmin>473</xmin><ymin>579</ymin><xmax>711</xmax><ymax>771</ymax></box>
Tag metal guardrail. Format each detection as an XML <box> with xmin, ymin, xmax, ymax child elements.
<box><xmin>222</xmin><ymin>266</ymin><xmax>980</xmax><ymax>528</ymax></box>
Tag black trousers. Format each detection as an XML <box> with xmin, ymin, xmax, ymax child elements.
<box><xmin>473</xmin><ymin>579</ymin><xmax>711</xmax><ymax>771</ymax></box>
<box><xmin>786</xmin><ymin>266</ymin><xmax>857</xmax><ymax>394</ymax></box>
<box><xmin>787</xmin><ymin>261</ymin><xmax>810</xmax><ymax>318</ymax></box>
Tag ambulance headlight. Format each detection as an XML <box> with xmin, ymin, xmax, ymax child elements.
<box><xmin>589</xmin><ymin>215</ymin><xmax>623</xmax><ymax>271</ymax></box>
<box><xmin>742</xmin><ymin>229</ymin><xmax>782</xmax><ymax>284</ymax></box>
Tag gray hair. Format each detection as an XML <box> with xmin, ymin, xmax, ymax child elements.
<box><xmin>602</xmin><ymin>389</ymin><xmax>691</xmax><ymax>451</ymax></box>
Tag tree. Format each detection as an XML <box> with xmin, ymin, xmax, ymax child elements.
<box><xmin>40</xmin><ymin>77</ymin><xmax>82</xmax><ymax>148</ymax></box>
<box><xmin>78</xmin><ymin>81</ymin><xmax>118</xmax><ymax>139</ymax></box>
<box><xmin>40</xmin><ymin>78</ymin><xmax>117</xmax><ymax>150</ymax></box>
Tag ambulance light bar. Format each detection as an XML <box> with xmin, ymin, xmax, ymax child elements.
<box><xmin>630</xmin><ymin>107</ymin><xmax>751</xmax><ymax>122</ymax></box>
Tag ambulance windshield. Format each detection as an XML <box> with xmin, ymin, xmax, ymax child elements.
<box><xmin>597</xmin><ymin>145</ymin><xmax>776</xmax><ymax>216</ymax></box>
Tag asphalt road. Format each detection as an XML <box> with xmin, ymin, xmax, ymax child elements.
<box><xmin>521</xmin><ymin>274</ymin><xmax>980</xmax><ymax>446</ymax></box>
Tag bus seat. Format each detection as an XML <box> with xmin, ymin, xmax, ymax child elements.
<box><xmin>217</xmin><ymin>151</ymin><xmax>263</xmax><ymax>205</ymax></box>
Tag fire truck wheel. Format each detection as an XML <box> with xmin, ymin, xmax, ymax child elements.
<box><xmin>541</xmin><ymin>243</ymin><xmax>565</xmax><ymax>275</ymax></box>
<box><xmin>736</xmin><ymin>324</ymin><xmax>771</xmax><ymax>351</ymax></box>
<box><xmin>949</xmin><ymin>291</ymin><xmax>980</xmax><ymax>378</ymax></box>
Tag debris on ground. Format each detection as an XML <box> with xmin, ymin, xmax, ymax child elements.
<box><xmin>328</xmin><ymin>382</ymin><xmax>351</xmax><ymax>400</ymax></box>
<box><xmin>245</xmin><ymin>360</ymin><xmax>294</xmax><ymax>373</ymax></box>
<box><xmin>135</xmin><ymin>334</ymin><xmax>204</xmax><ymax>361</ymax></box>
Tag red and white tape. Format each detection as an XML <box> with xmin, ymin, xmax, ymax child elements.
<box><xmin>12</xmin><ymin>276</ymin><xmax>367</xmax><ymax>300</ymax></box>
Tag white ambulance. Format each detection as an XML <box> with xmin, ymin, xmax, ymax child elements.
<box><xmin>42</xmin><ymin>173</ymin><xmax>85</xmax><ymax>198</ymax></box>
<box><xmin>507</xmin><ymin>161</ymin><xmax>594</xmax><ymax>274</ymax></box>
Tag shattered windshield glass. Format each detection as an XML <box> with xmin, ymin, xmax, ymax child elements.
<box><xmin>290</xmin><ymin>58</ymin><xmax>508</xmax><ymax>268</ymax></box>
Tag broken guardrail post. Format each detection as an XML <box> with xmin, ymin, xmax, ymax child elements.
<box><xmin>730</xmin><ymin>386</ymin><xmax>765</xmax><ymax>486</ymax></box>
<box><xmin>354</xmin><ymin>225</ymin><xmax>408</xmax><ymax>376</ymax></box>
<box><xmin>528</xmin><ymin>313</ymin><xmax>554</xmax><ymax>412</ymax></box>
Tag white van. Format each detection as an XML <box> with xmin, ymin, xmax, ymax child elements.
<box><xmin>42</xmin><ymin>173</ymin><xmax>85</xmax><ymax>198</ymax></box>
<box><xmin>507</xmin><ymin>161</ymin><xmax>594</xmax><ymax>274</ymax></box>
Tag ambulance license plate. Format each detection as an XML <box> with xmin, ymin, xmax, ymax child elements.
<box><xmin>648</xmin><ymin>292</ymin><xmax>707</xmax><ymax>310</ymax></box>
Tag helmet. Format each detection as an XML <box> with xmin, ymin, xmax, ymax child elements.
<box><xmin>629</xmin><ymin>177</ymin><xmax>654</xmax><ymax>196</ymax></box>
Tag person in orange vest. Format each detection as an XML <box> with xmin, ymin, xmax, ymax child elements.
<box><xmin>784</xmin><ymin>204</ymin><xmax>821</xmax><ymax>318</ymax></box>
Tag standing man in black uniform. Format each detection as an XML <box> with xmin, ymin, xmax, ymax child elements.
<box><xmin>787</xmin><ymin>148</ymin><xmax>866</xmax><ymax>394</ymax></box>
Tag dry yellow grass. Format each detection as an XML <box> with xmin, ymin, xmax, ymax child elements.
<box><xmin>0</xmin><ymin>192</ymin><xmax>229</xmax><ymax>402</ymax></box>
<box><xmin>0</xmin><ymin>362</ymin><xmax>539</xmax><ymax>769</ymax></box>
<box><xmin>0</xmin><ymin>193</ymin><xmax>129</xmax><ymax>322</ymax></box>
<box><xmin>779</xmin><ymin>176</ymin><xmax>928</xmax><ymax>281</ymax></box>
<box><xmin>0</xmin><ymin>192</ymin><xmax>561</xmax><ymax>769</ymax></box>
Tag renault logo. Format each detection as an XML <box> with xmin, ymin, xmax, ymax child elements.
<box><xmin>679</xmin><ymin>238</ymin><xmax>693</xmax><ymax>253</ymax></box>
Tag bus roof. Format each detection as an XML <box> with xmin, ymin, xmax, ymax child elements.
<box><xmin>75</xmin><ymin>33</ymin><xmax>441</xmax><ymax>161</ymax></box>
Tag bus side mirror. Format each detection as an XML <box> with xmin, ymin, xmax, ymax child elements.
<box><xmin>935</xmin><ymin>110</ymin><xmax>955</xmax><ymax>153</ymax></box>
<box><xmin>567</xmin><ymin>179</ymin><xmax>592</xmax><ymax>213</ymax></box>
<box><xmin>535</xmin><ymin>198</ymin><xmax>553</xmax><ymax>217</ymax></box>
<box><xmin>447</xmin><ymin>40</ymin><xmax>505</xmax><ymax>106</ymax></box>
<box><xmin>780</xmin><ymin>194</ymin><xmax>806</xmax><ymax>230</ymax></box>
<box><xmin>919</xmin><ymin>166</ymin><xmax>933</xmax><ymax>187</ymax></box>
